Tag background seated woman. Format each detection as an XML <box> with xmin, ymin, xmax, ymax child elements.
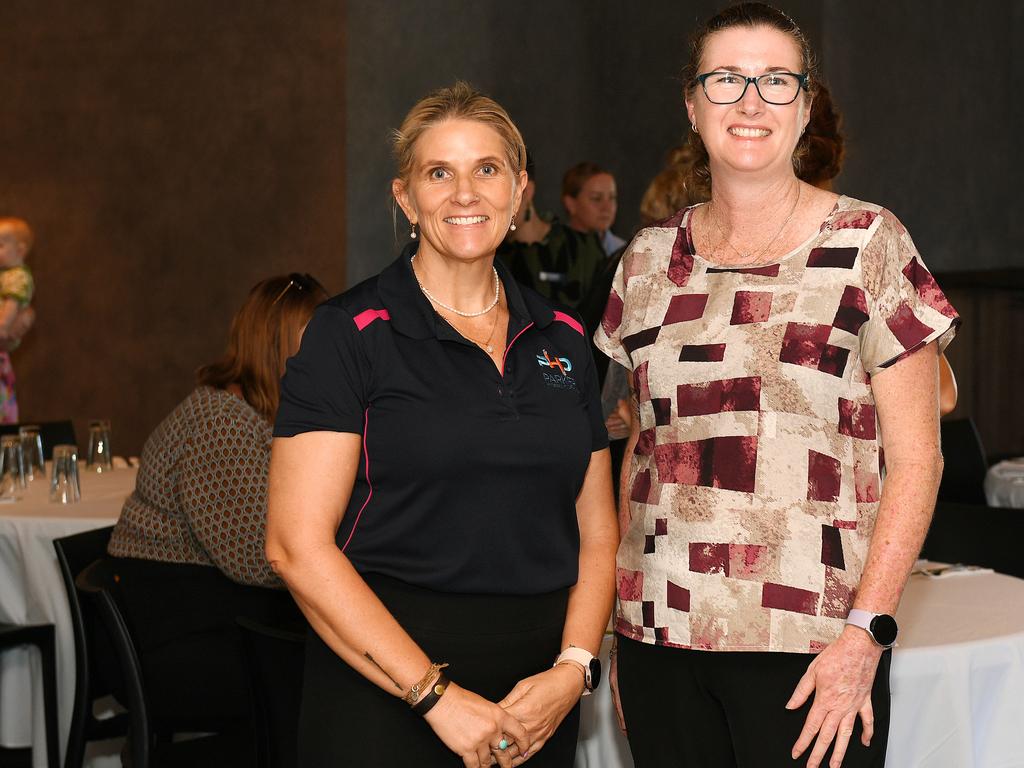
<box><xmin>107</xmin><ymin>273</ymin><xmax>326</xmax><ymax>763</ymax></box>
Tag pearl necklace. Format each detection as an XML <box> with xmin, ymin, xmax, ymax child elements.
<box><xmin>410</xmin><ymin>254</ymin><xmax>500</xmax><ymax>317</ymax></box>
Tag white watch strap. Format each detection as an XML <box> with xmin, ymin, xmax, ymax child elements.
<box><xmin>845</xmin><ymin>608</ymin><xmax>896</xmax><ymax>647</ymax></box>
<box><xmin>554</xmin><ymin>646</ymin><xmax>593</xmax><ymax>695</ymax></box>
<box><xmin>845</xmin><ymin>608</ymin><xmax>874</xmax><ymax>632</ymax></box>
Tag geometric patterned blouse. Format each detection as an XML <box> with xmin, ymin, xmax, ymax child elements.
<box><xmin>594</xmin><ymin>196</ymin><xmax>958</xmax><ymax>653</ymax></box>
<box><xmin>108</xmin><ymin>386</ymin><xmax>282</xmax><ymax>588</ymax></box>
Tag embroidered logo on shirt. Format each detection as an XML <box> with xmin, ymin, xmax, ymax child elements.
<box><xmin>536</xmin><ymin>349</ymin><xmax>572</xmax><ymax>374</ymax></box>
<box><xmin>536</xmin><ymin>350</ymin><xmax>577</xmax><ymax>391</ymax></box>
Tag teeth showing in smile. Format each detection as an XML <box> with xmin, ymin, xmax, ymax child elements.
<box><xmin>729</xmin><ymin>127</ymin><xmax>771</xmax><ymax>138</ymax></box>
<box><xmin>444</xmin><ymin>215</ymin><xmax>489</xmax><ymax>225</ymax></box>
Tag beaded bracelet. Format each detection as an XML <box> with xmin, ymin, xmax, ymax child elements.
<box><xmin>402</xmin><ymin>662</ymin><xmax>449</xmax><ymax>706</ymax></box>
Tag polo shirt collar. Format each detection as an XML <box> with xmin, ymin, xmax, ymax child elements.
<box><xmin>378</xmin><ymin>241</ymin><xmax>558</xmax><ymax>339</ymax></box>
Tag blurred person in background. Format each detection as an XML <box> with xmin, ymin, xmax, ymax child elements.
<box><xmin>107</xmin><ymin>273</ymin><xmax>325</xmax><ymax>763</ymax></box>
<box><xmin>499</xmin><ymin>152</ymin><xmax>608</xmax><ymax>312</ymax></box>
<box><xmin>0</xmin><ymin>217</ymin><xmax>37</xmax><ymax>423</ymax></box>
<box><xmin>562</xmin><ymin>162</ymin><xmax>626</xmax><ymax>256</ymax></box>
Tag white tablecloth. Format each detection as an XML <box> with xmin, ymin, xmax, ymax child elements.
<box><xmin>0</xmin><ymin>465</ymin><xmax>136</xmax><ymax>768</ymax></box>
<box><xmin>576</xmin><ymin>570</ymin><xmax>1024</xmax><ymax>768</ymax></box>
<box><xmin>985</xmin><ymin>458</ymin><xmax>1024</xmax><ymax>508</ymax></box>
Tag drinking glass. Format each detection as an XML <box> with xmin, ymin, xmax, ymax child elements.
<box><xmin>0</xmin><ymin>435</ymin><xmax>26</xmax><ymax>496</ymax></box>
<box><xmin>86</xmin><ymin>420</ymin><xmax>113</xmax><ymax>473</ymax></box>
<box><xmin>50</xmin><ymin>444</ymin><xmax>81</xmax><ymax>503</ymax></box>
<box><xmin>18</xmin><ymin>425</ymin><xmax>45</xmax><ymax>481</ymax></box>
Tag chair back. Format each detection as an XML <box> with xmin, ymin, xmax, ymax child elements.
<box><xmin>75</xmin><ymin>558</ymin><xmax>152</xmax><ymax>768</ymax></box>
<box><xmin>52</xmin><ymin>527</ymin><xmax>126</xmax><ymax>768</ymax></box>
<box><xmin>0</xmin><ymin>420</ymin><xmax>77</xmax><ymax>460</ymax></box>
<box><xmin>938</xmin><ymin>417</ymin><xmax>989</xmax><ymax>505</ymax></box>
<box><xmin>236</xmin><ymin>617</ymin><xmax>305</xmax><ymax>768</ymax></box>
<box><xmin>921</xmin><ymin>501</ymin><xmax>1024</xmax><ymax>579</ymax></box>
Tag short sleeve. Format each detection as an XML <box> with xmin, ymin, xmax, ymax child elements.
<box><xmin>0</xmin><ymin>266</ymin><xmax>33</xmax><ymax>305</ymax></box>
<box><xmin>274</xmin><ymin>303</ymin><xmax>371</xmax><ymax>436</ymax></box>
<box><xmin>578</xmin><ymin>318</ymin><xmax>610</xmax><ymax>453</ymax></box>
<box><xmin>592</xmin><ymin>245</ymin><xmax>632</xmax><ymax>369</ymax></box>
<box><xmin>859</xmin><ymin>211</ymin><xmax>959</xmax><ymax>374</ymax></box>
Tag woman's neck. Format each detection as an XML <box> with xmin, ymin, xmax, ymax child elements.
<box><xmin>705</xmin><ymin>167</ymin><xmax>802</xmax><ymax>242</ymax></box>
<box><xmin>411</xmin><ymin>244</ymin><xmax>497</xmax><ymax>313</ymax></box>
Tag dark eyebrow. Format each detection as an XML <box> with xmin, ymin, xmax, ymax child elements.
<box><xmin>706</xmin><ymin>65</ymin><xmax>798</xmax><ymax>74</ymax></box>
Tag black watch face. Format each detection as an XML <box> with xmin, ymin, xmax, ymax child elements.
<box><xmin>870</xmin><ymin>614</ymin><xmax>898</xmax><ymax>646</ymax></box>
<box><xmin>589</xmin><ymin>657</ymin><xmax>602</xmax><ymax>691</ymax></box>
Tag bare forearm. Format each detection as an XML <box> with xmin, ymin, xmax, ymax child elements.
<box><xmin>853</xmin><ymin>456</ymin><xmax>942</xmax><ymax>614</ymax></box>
<box><xmin>270</xmin><ymin>542</ymin><xmax>431</xmax><ymax>697</ymax></box>
<box><xmin>561</xmin><ymin>535</ymin><xmax>617</xmax><ymax>655</ymax></box>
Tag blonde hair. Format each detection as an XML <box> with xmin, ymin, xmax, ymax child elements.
<box><xmin>197</xmin><ymin>274</ymin><xmax>326</xmax><ymax>422</ymax></box>
<box><xmin>640</xmin><ymin>144</ymin><xmax>709</xmax><ymax>225</ymax></box>
<box><xmin>391</xmin><ymin>82</ymin><xmax>527</xmax><ymax>185</ymax></box>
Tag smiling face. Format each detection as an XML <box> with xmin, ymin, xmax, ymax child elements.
<box><xmin>393</xmin><ymin>118</ymin><xmax>526</xmax><ymax>264</ymax></box>
<box><xmin>686</xmin><ymin>25</ymin><xmax>811</xmax><ymax>181</ymax></box>
<box><xmin>564</xmin><ymin>172</ymin><xmax>618</xmax><ymax>234</ymax></box>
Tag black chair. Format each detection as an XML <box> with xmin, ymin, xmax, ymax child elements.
<box><xmin>236</xmin><ymin>617</ymin><xmax>306</xmax><ymax>768</ymax></box>
<box><xmin>75</xmin><ymin>559</ymin><xmax>236</xmax><ymax>768</ymax></box>
<box><xmin>0</xmin><ymin>420</ymin><xmax>77</xmax><ymax>460</ymax></box>
<box><xmin>53</xmin><ymin>527</ymin><xmax>128</xmax><ymax>768</ymax></box>
<box><xmin>0</xmin><ymin>624</ymin><xmax>60</xmax><ymax>768</ymax></box>
<box><xmin>921</xmin><ymin>501</ymin><xmax>1024</xmax><ymax>579</ymax></box>
<box><xmin>937</xmin><ymin>417</ymin><xmax>990</xmax><ymax>506</ymax></box>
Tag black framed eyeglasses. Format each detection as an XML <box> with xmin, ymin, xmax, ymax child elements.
<box><xmin>696</xmin><ymin>71</ymin><xmax>809</xmax><ymax>105</ymax></box>
<box><xmin>272</xmin><ymin>272</ymin><xmax>328</xmax><ymax>305</ymax></box>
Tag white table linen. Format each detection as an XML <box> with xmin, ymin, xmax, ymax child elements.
<box><xmin>0</xmin><ymin>465</ymin><xmax>135</xmax><ymax>768</ymax></box>
<box><xmin>985</xmin><ymin>458</ymin><xmax>1024</xmax><ymax>508</ymax></box>
<box><xmin>576</xmin><ymin>570</ymin><xmax>1024</xmax><ymax>768</ymax></box>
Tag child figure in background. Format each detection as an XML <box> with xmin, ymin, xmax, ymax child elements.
<box><xmin>0</xmin><ymin>217</ymin><xmax>37</xmax><ymax>423</ymax></box>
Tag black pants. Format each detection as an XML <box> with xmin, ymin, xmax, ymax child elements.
<box><xmin>299</xmin><ymin>573</ymin><xmax>580</xmax><ymax>767</ymax></box>
<box><xmin>110</xmin><ymin>558</ymin><xmax>302</xmax><ymax>764</ymax></box>
<box><xmin>617</xmin><ymin>635</ymin><xmax>890</xmax><ymax>768</ymax></box>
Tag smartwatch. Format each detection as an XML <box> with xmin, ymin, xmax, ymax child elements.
<box><xmin>554</xmin><ymin>646</ymin><xmax>602</xmax><ymax>695</ymax></box>
<box><xmin>845</xmin><ymin>609</ymin><xmax>898</xmax><ymax>648</ymax></box>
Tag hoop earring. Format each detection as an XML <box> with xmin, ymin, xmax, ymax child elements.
<box><xmin>691</xmin><ymin>122</ymin><xmax>699</xmax><ymax>135</ymax></box>
<box><xmin>509</xmin><ymin>214</ymin><xmax>517</xmax><ymax>232</ymax></box>
<box><xmin>410</xmin><ymin>222</ymin><xmax>417</xmax><ymax>239</ymax></box>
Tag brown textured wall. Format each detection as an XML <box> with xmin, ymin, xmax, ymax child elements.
<box><xmin>0</xmin><ymin>1</ymin><xmax>346</xmax><ymax>454</ymax></box>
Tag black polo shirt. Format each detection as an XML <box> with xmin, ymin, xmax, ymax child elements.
<box><xmin>274</xmin><ymin>244</ymin><xmax>608</xmax><ymax>595</ymax></box>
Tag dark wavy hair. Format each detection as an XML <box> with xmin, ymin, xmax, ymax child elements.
<box><xmin>197</xmin><ymin>274</ymin><xmax>327</xmax><ymax>422</ymax></box>
<box><xmin>800</xmin><ymin>81</ymin><xmax>845</xmax><ymax>188</ymax></box>
<box><xmin>682</xmin><ymin>2</ymin><xmax>820</xmax><ymax>194</ymax></box>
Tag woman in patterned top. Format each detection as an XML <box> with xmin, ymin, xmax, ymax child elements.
<box><xmin>594</xmin><ymin>4</ymin><xmax>957</xmax><ymax>768</ymax></box>
<box><xmin>107</xmin><ymin>273</ymin><xmax>326</xmax><ymax>762</ymax></box>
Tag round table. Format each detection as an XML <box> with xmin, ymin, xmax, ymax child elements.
<box><xmin>576</xmin><ymin>568</ymin><xmax>1024</xmax><ymax>767</ymax></box>
<box><xmin>0</xmin><ymin>464</ymin><xmax>136</xmax><ymax>768</ymax></box>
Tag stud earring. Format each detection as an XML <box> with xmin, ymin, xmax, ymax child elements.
<box><xmin>410</xmin><ymin>222</ymin><xmax>417</xmax><ymax>239</ymax></box>
<box><xmin>509</xmin><ymin>214</ymin><xmax>517</xmax><ymax>232</ymax></box>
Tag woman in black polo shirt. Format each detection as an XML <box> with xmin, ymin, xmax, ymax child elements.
<box><xmin>266</xmin><ymin>82</ymin><xmax>617</xmax><ymax>768</ymax></box>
